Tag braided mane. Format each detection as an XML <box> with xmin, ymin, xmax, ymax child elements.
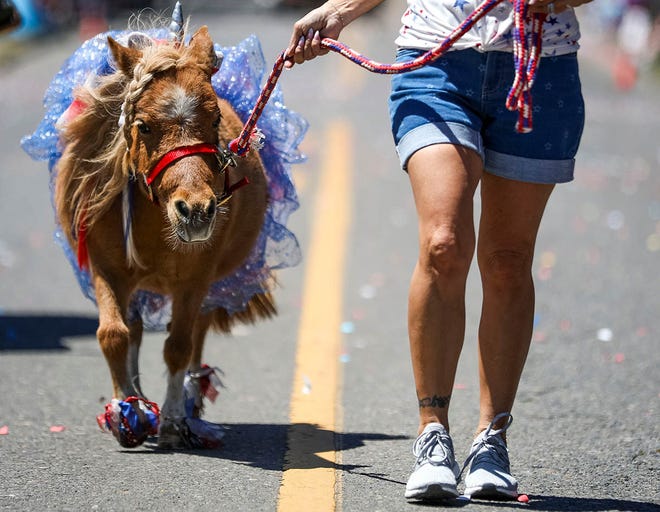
<box><xmin>55</xmin><ymin>35</ymin><xmax>197</xmax><ymax>243</ymax></box>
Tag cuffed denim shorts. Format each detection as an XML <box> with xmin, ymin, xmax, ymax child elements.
<box><xmin>389</xmin><ymin>48</ymin><xmax>585</xmax><ymax>184</ymax></box>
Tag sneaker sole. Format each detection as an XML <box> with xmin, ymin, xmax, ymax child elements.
<box><xmin>405</xmin><ymin>483</ymin><xmax>460</xmax><ymax>501</ymax></box>
<box><xmin>465</xmin><ymin>483</ymin><xmax>518</xmax><ymax>500</ymax></box>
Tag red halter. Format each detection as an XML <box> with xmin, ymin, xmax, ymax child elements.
<box><xmin>146</xmin><ymin>143</ymin><xmax>220</xmax><ymax>187</ymax></box>
<box><xmin>143</xmin><ymin>142</ymin><xmax>249</xmax><ymax>203</ymax></box>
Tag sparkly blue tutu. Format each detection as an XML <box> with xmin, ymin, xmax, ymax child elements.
<box><xmin>21</xmin><ymin>31</ymin><xmax>308</xmax><ymax>330</ymax></box>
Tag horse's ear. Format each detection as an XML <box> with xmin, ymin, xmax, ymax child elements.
<box><xmin>188</xmin><ymin>26</ymin><xmax>222</xmax><ymax>76</ymax></box>
<box><xmin>108</xmin><ymin>36</ymin><xmax>142</xmax><ymax>77</ymax></box>
<box><xmin>126</xmin><ymin>32</ymin><xmax>156</xmax><ymax>51</ymax></box>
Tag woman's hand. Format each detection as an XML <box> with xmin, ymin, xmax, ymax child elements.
<box><xmin>527</xmin><ymin>0</ymin><xmax>593</xmax><ymax>15</ymax></box>
<box><xmin>285</xmin><ymin>2</ymin><xmax>345</xmax><ymax>68</ymax></box>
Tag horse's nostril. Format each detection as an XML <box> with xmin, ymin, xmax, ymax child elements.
<box><xmin>175</xmin><ymin>200</ymin><xmax>190</xmax><ymax>219</ymax></box>
<box><xmin>206</xmin><ymin>199</ymin><xmax>216</xmax><ymax>218</ymax></box>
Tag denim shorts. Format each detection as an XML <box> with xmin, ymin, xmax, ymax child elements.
<box><xmin>389</xmin><ymin>48</ymin><xmax>585</xmax><ymax>184</ymax></box>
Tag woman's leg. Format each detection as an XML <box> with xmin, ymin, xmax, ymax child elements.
<box><xmin>476</xmin><ymin>172</ymin><xmax>555</xmax><ymax>433</ymax></box>
<box><xmin>407</xmin><ymin>143</ymin><xmax>483</xmax><ymax>435</ymax></box>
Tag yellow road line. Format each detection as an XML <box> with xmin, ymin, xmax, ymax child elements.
<box><xmin>277</xmin><ymin>120</ymin><xmax>352</xmax><ymax>511</ymax></box>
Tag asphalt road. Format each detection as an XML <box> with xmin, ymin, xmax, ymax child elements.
<box><xmin>0</xmin><ymin>2</ymin><xmax>658</xmax><ymax>511</ymax></box>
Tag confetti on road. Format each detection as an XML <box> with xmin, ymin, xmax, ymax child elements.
<box><xmin>597</xmin><ymin>328</ymin><xmax>614</xmax><ymax>342</ymax></box>
<box><xmin>359</xmin><ymin>284</ymin><xmax>377</xmax><ymax>299</ymax></box>
<box><xmin>340</xmin><ymin>321</ymin><xmax>355</xmax><ymax>334</ymax></box>
<box><xmin>646</xmin><ymin>233</ymin><xmax>660</xmax><ymax>252</ymax></box>
<box><xmin>540</xmin><ymin>251</ymin><xmax>557</xmax><ymax>269</ymax></box>
<box><xmin>517</xmin><ymin>493</ymin><xmax>530</xmax><ymax>503</ymax></box>
<box><xmin>532</xmin><ymin>330</ymin><xmax>547</xmax><ymax>343</ymax></box>
<box><xmin>302</xmin><ymin>375</ymin><xmax>312</xmax><ymax>395</ymax></box>
<box><xmin>606</xmin><ymin>210</ymin><xmax>625</xmax><ymax>230</ymax></box>
<box><xmin>0</xmin><ymin>240</ymin><xmax>16</xmax><ymax>269</ymax></box>
<box><xmin>49</xmin><ymin>425</ymin><xmax>66</xmax><ymax>433</ymax></box>
<box><xmin>351</xmin><ymin>308</ymin><xmax>366</xmax><ymax>321</ymax></box>
<box><xmin>537</xmin><ymin>267</ymin><xmax>552</xmax><ymax>281</ymax></box>
<box><xmin>0</xmin><ymin>425</ymin><xmax>8</xmax><ymax>435</ymax></box>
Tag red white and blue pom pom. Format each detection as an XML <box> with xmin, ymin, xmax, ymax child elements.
<box><xmin>96</xmin><ymin>396</ymin><xmax>160</xmax><ymax>448</ymax></box>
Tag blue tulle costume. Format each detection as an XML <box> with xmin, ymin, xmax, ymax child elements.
<box><xmin>21</xmin><ymin>31</ymin><xmax>308</xmax><ymax>330</ymax></box>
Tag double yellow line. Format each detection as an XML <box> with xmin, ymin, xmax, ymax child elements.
<box><xmin>277</xmin><ymin>120</ymin><xmax>352</xmax><ymax>511</ymax></box>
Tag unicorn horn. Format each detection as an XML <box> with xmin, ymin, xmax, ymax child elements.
<box><xmin>169</xmin><ymin>1</ymin><xmax>184</xmax><ymax>45</ymax></box>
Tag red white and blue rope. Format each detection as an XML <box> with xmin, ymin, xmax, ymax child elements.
<box><xmin>229</xmin><ymin>0</ymin><xmax>547</xmax><ymax>156</ymax></box>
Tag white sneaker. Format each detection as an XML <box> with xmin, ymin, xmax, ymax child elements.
<box><xmin>463</xmin><ymin>412</ymin><xmax>518</xmax><ymax>500</ymax></box>
<box><xmin>405</xmin><ymin>423</ymin><xmax>461</xmax><ymax>500</ymax></box>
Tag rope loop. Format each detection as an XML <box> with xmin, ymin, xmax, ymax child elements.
<box><xmin>229</xmin><ymin>0</ymin><xmax>546</xmax><ymax>156</ymax></box>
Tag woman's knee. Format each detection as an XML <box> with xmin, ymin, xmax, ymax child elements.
<box><xmin>420</xmin><ymin>226</ymin><xmax>474</xmax><ymax>281</ymax></box>
<box><xmin>479</xmin><ymin>248</ymin><xmax>533</xmax><ymax>289</ymax></box>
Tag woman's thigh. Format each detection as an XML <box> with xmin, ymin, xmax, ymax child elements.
<box><xmin>408</xmin><ymin>143</ymin><xmax>483</xmax><ymax>264</ymax></box>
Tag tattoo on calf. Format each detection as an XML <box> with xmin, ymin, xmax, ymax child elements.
<box><xmin>418</xmin><ymin>394</ymin><xmax>451</xmax><ymax>409</ymax></box>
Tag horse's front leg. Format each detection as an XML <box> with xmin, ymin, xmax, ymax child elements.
<box><xmin>127</xmin><ymin>315</ymin><xmax>146</xmax><ymax>398</ymax></box>
<box><xmin>186</xmin><ymin>311</ymin><xmax>212</xmax><ymax>419</ymax></box>
<box><xmin>158</xmin><ymin>292</ymin><xmax>205</xmax><ymax>449</ymax></box>
<box><xmin>94</xmin><ymin>274</ymin><xmax>135</xmax><ymax>399</ymax></box>
<box><xmin>95</xmin><ymin>274</ymin><xmax>156</xmax><ymax>447</ymax></box>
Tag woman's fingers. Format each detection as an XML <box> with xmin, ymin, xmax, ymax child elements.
<box><xmin>286</xmin><ymin>29</ymin><xmax>329</xmax><ymax>68</ymax></box>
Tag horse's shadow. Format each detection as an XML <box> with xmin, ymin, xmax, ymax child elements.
<box><xmin>0</xmin><ymin>313</ymin><xmax>98</xmax><ymax>350</ymax></box>
<box><xmin>123</xmin><ymin>422</ymin><xmax>409</xmax><ymax>485</ymax></box>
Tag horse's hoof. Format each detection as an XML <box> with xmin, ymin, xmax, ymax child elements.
<box><xmin>157</xmin><ymin>417</ymin><xmax>225</xmax><ymax>449</ymax></box>
<box><xmin>117</xmin><ymin>430</ymin><xmax>148</xmax><ymax>448</ymax></box>
<box><xmin>157</xmin><ymin>421</ymin><xmax>187</xmax><ymax>450</ymax></box>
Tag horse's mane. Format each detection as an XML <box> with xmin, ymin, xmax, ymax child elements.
<box><xmin>56</xmin><ymin>29</ymin><xmax>202</xmax><ymax>242</ymax></box>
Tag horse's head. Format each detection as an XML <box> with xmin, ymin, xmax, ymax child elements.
<box><xmin>108</xmin><ymin>27</ymin><xmax>227</xmax><ymax>246</ymax></box>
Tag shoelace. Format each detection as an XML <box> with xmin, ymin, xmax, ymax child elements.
<box><xmin>413</xmin><ymin>428</ymin><xmax>454</xmax><ymax>467</ymax></box>
<box><xmin>459</xmin><ymin>412</ymin><xmax>513</xmax><ymax>479</ymax></box>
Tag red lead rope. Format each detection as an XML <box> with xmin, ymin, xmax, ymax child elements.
<box><xmin>229</xmin><ymin>0</ymin><xmax>546</xmax><ymax>156</ymax></box>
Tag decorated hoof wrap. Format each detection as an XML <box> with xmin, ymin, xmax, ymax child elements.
<box><xmin>97</xmin><ymin>397</ymin><xmax>160</xmax><ymax>448</ymax></box>
<box><xmin>183</xmin><ymin>418</ymin><xmax>226</xmax><ymax>449</ymax></box>
<box><xmin>162</xmin><ymin>364</ymin><xmax>226</xmax><ymax>449</ymax></box>
<box><xmin>158</xmin><ymin>416</ymin><xmax>225</xmax><ymax>450</ymax></box>
<box><xmin>184</xmin><ymin>364</ymin><xmax>224</xmax><ymax>418</ymax></box>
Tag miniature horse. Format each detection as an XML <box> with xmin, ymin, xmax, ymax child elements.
<box><xmin>55</xmin><ymin>27</ymin><xmax>275</xmax><ymax>448</ymax></box>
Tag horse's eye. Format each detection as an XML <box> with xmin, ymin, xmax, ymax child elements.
<box><xmin>212</xmin><ymin>115</ymin><xmax>221</xmax><ymax>129</ymax></box>
<box><xmin>137</xmin><ymin>120</ymin><xmax>151</xmax><ymax>135</ymax></box>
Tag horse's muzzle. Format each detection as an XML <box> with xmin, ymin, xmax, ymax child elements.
<box><xmin>173</xmin><ymin>199</ymin><xmax>217</xmax><ymax>243</ymax></box>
